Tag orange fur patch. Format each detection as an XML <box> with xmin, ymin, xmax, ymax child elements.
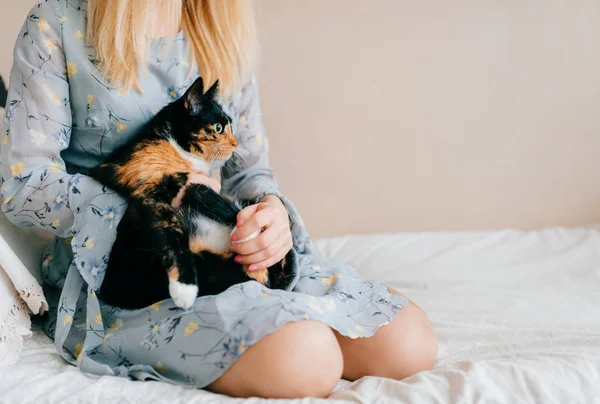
<box><xmin>168</xmin><ymin>265</ymin><xmax>180</xmax><ymax>281</ymax></box>
<box><xmin>116</xmin><ymin>140</ymin><xmax>192</xmax><ymax>197</ymax></box>
<box><xmin>189</xmin><ymin>237</ymin><xmax>233</xmax><ymax>259</ymax></box>
<box><xmin>245</xmin><ymin>267</ymin><xmax>269</xmax><ymax>285</ymax></box>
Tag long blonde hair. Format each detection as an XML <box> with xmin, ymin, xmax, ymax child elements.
<box><xmin>86</xmin><ymin>0</ymin><xmax>259</xmax><ymax>98</ymax></box>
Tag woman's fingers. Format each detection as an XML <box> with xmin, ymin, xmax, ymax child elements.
<box><xmin>235</xmin><ymin>204</ymin><xmax>258</xmax><ymax>227</ymax></box>
<box><xmin>245</xmin><ymin>238</ymin><xmax>292</xmax><ymax>271</ymax></box>
<box><xmin>233</xmin><ymin>225</ymin><xmax>286</xmax><ymax>261</ymax></box>
<box><xmin>232</xmin><ymin>208</ymin><xmax>275</xmax><ymax>242</ymax></box>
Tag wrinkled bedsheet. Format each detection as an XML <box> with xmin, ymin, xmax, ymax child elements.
<box><xmin>2</xmin><ymin>227</ymin><xmax>600</xmax><ymax>403</ymax></box>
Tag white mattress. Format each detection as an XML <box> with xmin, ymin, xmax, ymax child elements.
<box><xmin>3</xmin><ymin>227</ymin><xmax>600</xmax><ymax>403</ymax></box>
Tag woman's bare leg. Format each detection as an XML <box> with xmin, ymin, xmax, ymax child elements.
<box><xmin>207</xmin><ymin>320</ymin><xmax>344</xmax><ymax>399</ymax></box>
<box><xmin>334</xmin><ymin>289</ymin><xmax>437</xmax><ymax>381</ymax></box>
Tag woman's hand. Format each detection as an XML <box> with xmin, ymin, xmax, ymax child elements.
<box><xmin>230</xmin><ymin>195</ymin><xmax>292</xmax><ymax>271</ymax></box>
<box><xmin>188</xmin><ymin>172</ymin><xmax>221</xmax><ymax>193</ymax></box>
<box><xmin>172</xmin><ymin>172</ymin><xmax>221</xmax><ymax>208</ymax></box>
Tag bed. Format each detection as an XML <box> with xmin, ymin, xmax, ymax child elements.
<box><xmin>2</xmin><ymin>227</ymin><xmax>600</xmax><ymax>403</ymax></box>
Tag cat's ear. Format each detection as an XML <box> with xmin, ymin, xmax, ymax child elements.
<box><xmin>184</xmin><ymin>76</ymin><xmax>205</xmax><ymax>113</ymax></box>
<box><xmin>204</xmin><ymin>79</ymin><xmax>220</xmax><ymax>100</ymax></box>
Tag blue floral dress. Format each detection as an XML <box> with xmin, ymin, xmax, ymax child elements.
<box><xmin>0</xmin><ymin>0</ymin><xmax>407</xmax><ymax>387</ymax></box>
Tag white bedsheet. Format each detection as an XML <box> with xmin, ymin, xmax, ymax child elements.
<box><xmin>2</xmin><ymin>227</ymin><xmax>600</xmax><ymax>403</ymax></box>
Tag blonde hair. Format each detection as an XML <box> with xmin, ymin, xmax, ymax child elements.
<box><xmin>86</xmin><ymin>0</ymin><xmax>259</xmax><ymax>98</ymax></box>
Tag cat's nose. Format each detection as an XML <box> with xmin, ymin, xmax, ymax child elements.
<box><xmin>230</xmin><ymin>138</ymin><xmax>238</xmax><ymax>147</ymax></box>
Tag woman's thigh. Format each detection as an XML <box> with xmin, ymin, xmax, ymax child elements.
<box><xmin>334</xmin><ymin>290</ymin><xmax>437</xmax><ymax>381</ymax></box>
<box><xmin>207</xmin><ymin>320</ymin><xmax>344</xmax><ymax>399</ymax></box>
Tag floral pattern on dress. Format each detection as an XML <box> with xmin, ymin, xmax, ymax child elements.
<box><xmin>0</xmin><ymin>0</ymin><xmax>407</xmax><ymax>388</ymax></box>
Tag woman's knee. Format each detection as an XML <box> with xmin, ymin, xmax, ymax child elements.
<box><xmin>377</xmin><ymin>301</ymin><xmax>438</xmax><ymax>379</ymax></box>
<box><xmin>208</xmin><ymin>320</ymin><xmax>343</xmax><ymax>399</ymax></box>
<box><xmin>336</xmin><ymin>300</ymin><xmax>437</xmax><ymax>381</ymax></box>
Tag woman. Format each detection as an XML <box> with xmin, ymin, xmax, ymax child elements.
<box><xmin>0</xmin><ymin>0</ymin><xmax>437</xmax><ymax>398</ymax></box>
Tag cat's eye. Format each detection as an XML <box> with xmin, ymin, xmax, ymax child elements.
<box><xmin>214</xmin><ymin>123</ymin><xmax>223</xmax><ymax>134</ymax></box>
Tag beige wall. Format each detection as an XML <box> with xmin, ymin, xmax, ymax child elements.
<box><xmin>2</xmin><ymin>1</ymin><xmax>600</xmax><ymax>237</ymax></box>
<box><xmin>256</xmin><ymin>0</ymin><xmax>600</xmax><ymax>236</ymax></box>
<box><xmin>0</xmin><ymin>1</ymin><xmax>33</xmax><ymax>79</ymax></box>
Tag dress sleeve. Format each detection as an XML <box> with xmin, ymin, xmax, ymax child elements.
<box><xmin>221</xmin><ymin>76</ymin><xmax>281</xmax><ymax>203</ymax></box>
<box><xmin>0</xmin><ymin>1</ymin><xmax>76</xmax><ymax>237</ymax></box>
<box><xmin>1</xmin><ymin>1</ymin><xmax>125</xmax><ymax>290</ymax></box>
<box><xmin>221</xmin><ymin>77</ymin><xmax>313</xmax><ymax>254</ymax></box>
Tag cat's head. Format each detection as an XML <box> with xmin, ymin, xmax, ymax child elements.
<box><xmin>169</xmin><ymin>76</ymin><xmax>237</xmax><ymax>163</ymax></box>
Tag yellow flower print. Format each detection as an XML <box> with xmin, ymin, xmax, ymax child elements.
<box><xmin>74</xmin><ymin>343</ymin><xmax>83</xmax><ymax>359</ymax></box>
<box><xmin>302</xmin><ymin>314</ymin><xmax>310</xmax><ymax>320</ymax></box>
<box><xmin>355</xmin><ymin>324</ymin><xmax>365</xmax><ymax>332</ymax></box>
<box><xmin>51</xmin><ymin>219</ymin><xmax>61</xmax><ymax>228</ymax></box>
<box><xmin>73</xmin><ymin>30</ymin><xmax>84</xmax><ymax>39</ymax></box>
<box><xmin>94</xmin><ymin>312</ymin><xmax>103</xmax><ymax>325</ymax></box>
<box><xmin>87</xmin><ymin>94</ymin><xmax>94</xmax><ymax>106</ymax></box>
<box><xmin>183</xmin><ymin>322</ymin><xmax>199</xmax><ymax>336</ymax></box>
<box><xmin>107</xmin><ymin>319</ymin><xmax>123</xmax><ymax>332</ymax></box>
<box><xmin>3</xmin><ymin>196</ymin><xmax>13</xmax><ymax>205</ymax></box>
<box><xmin>10</xmin><ymin>162</ymin><xmax>24</xmax><ymax>176</ymax></box>
<box><xmin>67</xmin><ymin>62</ymin><xmax>78</xmax><ymax>77</ymax></box>
<box><xmin>2</xmin><ymin>133</ymin><xmax>8</xmax><ymax>145</ymax></box>
<box><xmin>321</xmin><ymin>273</ymin><xmax>341</xmax><ymax>285</ymax></box>
<box><xmin>30</xmin><ymin>129</ymin><xmax>46</xmax><ymax>145</ymax></box>
<box><xmin>153</xmin><ymin>362</ymin><xmax>168</xmax><ymax>373</ymax></box>
<box><xmin>151</xmin><ymin>324</ymin><xmax>160</xmax><ymax>334</ymax></box>
<box><xmin>38</xmin><ymin>19</ymin><xmax>50</xmax><ymax>32</ymax></box>
<box><xmin>261</xmin><ymin>291</ymin><xmax>271</xmax><ymax>296</ymax></box>
<box><xmin>323</xmin><ymin>298</ymin><xmax>336</xmax><ymax>311</ymax></box>
<box><xmin>308</xmin><ymin>302</ymin><xmax>324</xmax><ymax>314</ymax></box>
<box><xmin>43</xmin><ymin>84</ymin><xmax>61</xmax><ymax>106</ymax></box>
<box><xmin>312</xmin><ymin>265</ymin><xmax>321</xmax><ymax>272</ymax></box>
<box><xmin>84</xmin><ymin>236</ymin><xmax>95</xmax><ymax>249</ymax></box>
<box><xmin>147</xmin><ymin>301</ymin><xmax>162</xmax><ymax>311</ymax></box>
<box><xmin>49</xmin><ymin>163</ymin><xmax>63</xmax><ymax>173</ymax></box>
<box><xmin>116</xmin><ymin>122</ymin><xmax>128</xmax><ymax>132</ymax></box>
<box><xmin>255</xmin><ymin>132</ymin><xmax>264</xmax><ymax>145</ymax></box>
<box><xmin>59</xmin><ymin>16</ymin><xmax>68</xmax><ymax>23</ymax></box>
<box><xmin>44</xmin><ymin>37</ymin><xmax>58</xmax><ymax>53</ymax></box>
<box><xmin>63</xmin><ymin>314</ymin><xmax>73</xmax><ymax>325</ymax></box>
<box><xmin>239</xmin><ymin>115</ymin><xmax>247</xmax><ymax>124</ymax></box>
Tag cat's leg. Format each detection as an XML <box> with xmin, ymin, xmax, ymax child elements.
<box><xmin>180</xmin><ymin>185</ymin><xmax>271</xmax><ymax>288</ymax></box>
<box><xmin>138</xmin><ymin>199</ymin><xmax>198</xmax><ymax>309</ymax></box>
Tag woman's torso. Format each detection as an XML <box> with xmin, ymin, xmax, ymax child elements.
<box><xmin>57</xmin><ymin>2</ymin><xmax>237</xmax><ymax>174</ymax></box>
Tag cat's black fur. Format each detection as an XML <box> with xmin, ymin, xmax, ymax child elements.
<box><xmin>89</xmin><ymin>77</ymin><xmax>297</xmax><ymax>309</ymax></box>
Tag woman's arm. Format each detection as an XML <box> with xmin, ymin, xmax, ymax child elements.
<box><xmin>221</xmin><ymin>76</ymin><xmax>281</xmax><ymax>203</ymax></box>
<box><xmin>2</xmin><ymin>2</ymin><xmax>127</xmax><ymax>292</ymax></box>
<box><xmin>1</xmin><ymin>2</ymin><xmax>86</xmax><ymax>238</ymax></box>
<box><xmin>221</xmin><ymin>77</ymin><xmax>305</xmax><ymax>268</ymax></box>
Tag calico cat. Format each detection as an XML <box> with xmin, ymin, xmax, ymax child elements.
<box><xmin>89</xmin><ymin>77</ymin><xmax>297</xmax><ymax>310</ymax></box>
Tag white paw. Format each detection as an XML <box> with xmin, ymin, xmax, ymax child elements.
<box><xmin>169</xmin><ymin>279</ymin><xmax>198</xmax><ymax>309</ymax></box>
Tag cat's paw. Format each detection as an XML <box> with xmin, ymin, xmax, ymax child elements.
<box><xmin>169</xmin><ymin>279</ymin><xmax>198</xmax><ymax>309</ymax></box>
